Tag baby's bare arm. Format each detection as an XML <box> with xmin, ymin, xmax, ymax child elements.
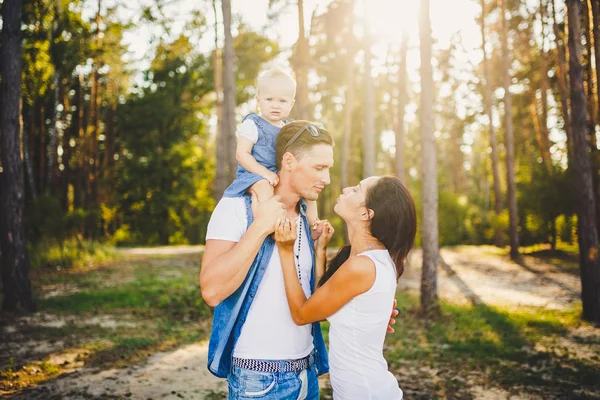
<box><xmin>236</xmin><ymin>137</ymin><xmax>273</xmax><ymax>177</ymax></box>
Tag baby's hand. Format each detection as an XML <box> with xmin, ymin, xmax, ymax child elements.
<box><xmin>263</xmin><ymin>171</ymin><xmax>279</xmax><ymax>187</ymax></box>
<box><xmin>314</xmin><ymin>220</ymin><xmax>334</xmax><ymax>250</ymax></box>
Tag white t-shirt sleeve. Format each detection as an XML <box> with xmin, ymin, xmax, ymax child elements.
<box><xmin>236</xmin><ymin>119</ymin><xmax>259</xmax><ymax>144</ymax></box>
<box><xmin>206</xmin><ymin>197</ymin><xmax>248</xmax><ymax>242</ymax></box>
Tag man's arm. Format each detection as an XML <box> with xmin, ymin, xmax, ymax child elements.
<box><xmin>199</xmin><ymin>194</ymin><xmax>285</xmax><ymax>307</ymax></box>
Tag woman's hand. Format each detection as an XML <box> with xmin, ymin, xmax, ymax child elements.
<box><xmin>274</xmin><ymin>216</ymin><xmax>298</xmax><ymax>252</ymax></box>
<box><xmin>314</xmin><ymin>220</ymin><xmax>334</xmax><ymax>251</ymax></box>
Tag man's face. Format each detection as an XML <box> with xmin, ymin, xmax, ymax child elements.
<box><xmin>289</xmin><ymin>144</ymin><xmax>334</xmax><ymax>201</ymax></box>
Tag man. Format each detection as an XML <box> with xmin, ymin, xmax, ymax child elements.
<box><xmin>201</xmin><ymin>121</ymin><xmax>333</xmax><ymax>399</ymax></box>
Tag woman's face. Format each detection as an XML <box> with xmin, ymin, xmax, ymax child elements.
<box><xmin>334</xmin><ymin>176</ymin><xmax>380</xmax><ymax>221</ymax></box>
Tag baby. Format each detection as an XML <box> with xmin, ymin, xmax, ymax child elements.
<box><xmin>223</xmin><ymin>69</ymin><xmax>319</xmax><ymax>235</ymax></box>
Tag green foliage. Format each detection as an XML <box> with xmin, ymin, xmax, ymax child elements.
<box><xmin>519</xmin><ymin>165</ymin><xmax>573</xmax><ymax>246</ymax></box>
<box><xmin>28</xmin><ymin>239</ymin><xmax>116</xmax><ymax>270</ymax></box>
<box><xmin>27</xmin><ymin>194</ymin><xmax>85</xmax><ymax>243</ymax></box>
<box><xmin>112</xmin><ymin>35</ymin><xmax>214</xmax><ymax>245</ymax></box>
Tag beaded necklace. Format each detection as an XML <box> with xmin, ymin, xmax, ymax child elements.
<box><xmin>294</xmin><ymin>219</ymin><xmax>303</xmax><ymax>283</ymax></box>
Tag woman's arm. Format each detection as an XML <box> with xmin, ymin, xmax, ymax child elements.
<box><xmin>275</xmin><ymin>219</ymin><xmax>375</xmax><ymax>325</ymax></box>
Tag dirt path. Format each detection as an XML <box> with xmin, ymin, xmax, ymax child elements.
<box><xmin>401</xmin><ymin>247</ymin><xmax>580</xmax><ymax>309</ymax></box>
<box><xmin>1</xmin><ymin>246</ymin><xmax>586</xmax><ymax>399</ymax></box>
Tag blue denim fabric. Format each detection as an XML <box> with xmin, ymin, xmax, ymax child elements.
<box><xmin>227</xmin><ymin>359</ymin><xmax>319</xmax><ymax>400</ymax></box>
<box><xmin>224</xmin><ymin>113</ymin><xmax>283</xmax><ymax>198</ymax></box>
<box><xmin>207</xmin><ymin>193</ymin><xmax>329</xmax><ymax>378</ymax></box>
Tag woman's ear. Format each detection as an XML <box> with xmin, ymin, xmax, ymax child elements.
<box><xmin>361</xmin><ymin>208</ymin><xmax>375</xmax><ymax>221</ymax></box>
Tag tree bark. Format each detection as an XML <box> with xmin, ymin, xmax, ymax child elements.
<box><xmin>419</xmin><ymin>0</ymin><xmax>439</xmax><ymax>316</ymax></box>
<box><xmin>0</xmin><ymin>0</ymin><xmax>36</xmax><ymax>312</ymax></box>
<box><xmin>293</xmin><ymin>0</ymin><xmax>310</xmax><ymax>120</ymax></box>
<box><xmin>500</xmin><ymin>0</ymin><xmax>520</xmax><ymax>260</ymax></box>
<box><xmin>481</xmin><ymin>0</ymin><xmax>503</xmax><ymax>246</ymax></box>
<box><xmin>221</xmin><ymin>0</ymin><xmax>237</xmax><ymax>188</ymax></box>
<box><xmin>395</xmin><ymin>31</ymin><xmax>408</xmax><ymax>183</ymax></box>
<box><xmin>567</xmin><ymin>0</ymin><xmax>600</xmax><ymax>324</ymax></box>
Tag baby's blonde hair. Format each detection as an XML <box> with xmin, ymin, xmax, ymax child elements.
<box><xmin>257</xmin><ymin>69</ymin><xmax>297</xmax><ymax>97</ymax></box>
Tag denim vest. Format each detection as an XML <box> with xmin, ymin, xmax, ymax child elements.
<box><xmin>241</xmin><ymin>112</ymin><xmax>281</xmax><ymax>172</ymax></box>
<box><xmin>207</xmin><ymin>194</ymin><xmax>330</xmax><ymax>378</ymax></box>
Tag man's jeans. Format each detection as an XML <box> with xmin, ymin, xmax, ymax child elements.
<box><xmin>227</xmin><ymin>363</ymin><xmax>319</xmax><ymax>399</ymax></box>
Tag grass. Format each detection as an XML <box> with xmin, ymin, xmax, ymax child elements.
<box><xmin>0</xmin><ymin>254</ymin><xmax>212</xmax><ymax>395</ymax></box>
<box><xmin>383</xmin><ymin>292</ymin><xmax>599</xmax><ymax>399</ymax></box>
<box><xmin>2</xmin><ymin>246</ymin><xmax>599</xmax><ymax>399</ymax></box>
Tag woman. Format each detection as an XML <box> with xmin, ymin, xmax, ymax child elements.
<box><xmin>274</xmin><ymin>175</ymin><xmax>417</xmax><ymax>400</ymax></box>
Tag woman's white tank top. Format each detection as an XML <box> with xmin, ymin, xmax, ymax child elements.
<box><xmin>327</xmin><ymin>249</ymin><xmax>403</xmax><ymax>400</ymax></box>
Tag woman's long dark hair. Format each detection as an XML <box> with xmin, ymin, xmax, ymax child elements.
<box><xmin>319</xmin><ymin>176</ymin><xmax>417</xmax><ymax>286</ymax></box>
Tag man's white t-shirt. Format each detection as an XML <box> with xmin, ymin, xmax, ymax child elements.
<box><xmin>206</xmin><ymin>197</ymin><xmax>314</xmax><ymax>360</ymax></box>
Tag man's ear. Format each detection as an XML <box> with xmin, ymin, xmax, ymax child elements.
<box><xmin>282</xmin><ymin>151</ymin><xmax>296</xmax><ymax>171</ymax></box>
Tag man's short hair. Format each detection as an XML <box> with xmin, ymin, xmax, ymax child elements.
<box><xmin>257</xmin><ymin>69</ymin><xmax>296</xmax><ymax>97</ymax></box>
<box><xmin>276</xmin><ymin>120</ymin><xmax>335</xmax><ymax>171</ymax></box>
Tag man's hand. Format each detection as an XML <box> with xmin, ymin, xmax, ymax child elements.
<box><xmin>387</xmin><ymin>299</ymin><xmax>399</xmax><ymax>333</ymax></box>
<box><xmin>250</xmin><ymin>191</ymin><xmax>286</xmax><ymax>235</ymax></box>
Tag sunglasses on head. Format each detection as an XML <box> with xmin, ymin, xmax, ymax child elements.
<box><xmin>283</xmin><ymin>124</ymin><xmax>326</xmax><ymax>152</ymax></box>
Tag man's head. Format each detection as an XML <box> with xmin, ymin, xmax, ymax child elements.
<box><xmin>256</xmin><ymin>69</ymin><xmax>296</xmax><ymax>124</ymax></box>
<box><xmin>276</xmin><ymin>121</ymin><xmax>335</xmax><ymax>202</ymax></box>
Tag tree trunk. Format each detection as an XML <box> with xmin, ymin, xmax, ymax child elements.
<box><xmin>500</xmin><ymin>0</ymin><xmax>520</xmax><ymax>260</ymax></box>
<box><xmin>567</xmin><ymin>0</ymin><xmax>600</xmax><ymax>324</ymax></box>
<box><xmin>22</xmin><ymin>103</ymin><xmax>37</xmax><ymax>201</ymax></box>
<box><xmin>481</xmin><ymin>0</ymin><xmax>503</xmax><ymax>246</ymax></box>
<box><xmin>538</xmin><ymin>0</ymin><xmax>552</xmax><ymax>163</ymax></box>
<box><xmin>340</xmin><ymin>63</ymin><xmax>354</xmax><ymax>191</ymax></box>
<box><xmin>46</xmin><ymin>71</ymin><xmax>60</xmax><ymax>194</ymax></box>
<box><xmin>221</xmin><ymin>0</ymin><xmax>237</xmax><ymax>187</ymax></box>
<box><xmin>590</xmin><ymin>0</ymin><xmax>600</xmax><ymax>238</ymax></box>
<box><xmin>363</xmin><ymin>4</ymin><xmax>375</xmax><ymax>178</ymax></box>
<box><xmin>395</xmin><ymin>31</ymin><xmax>408</xmax><ymax>183</ymax></box>
<box><xmin>0</xmin><ymin>0</ymin><xmax>36</xmax><ymax>313</ymax></box>
<box><xmin>294</xmin><ymin>0</ymin><xmax>310</xmax><ymax>120</ymax></box>
<box><xmin>419</xmin><ymin>0</ymin><xmax>439</xmax><ymax>316</ymax></box>
<box><xmin>531</xmin><ymin>103</ymin><xmax>552</xmax><ymax>169</ymax></box>
<box><xmin>74</xmin><ymin>70</ymin><xmax>85</xmax><ymax>210</ymax></box>
<box><xmin>583</xmin><ymin>0</ymin><xmax>597</xmax><ymax>148</ymax></box>
<box><xmin>591</xmin><ymin>0</ymin><xmax>600</xmax><ymax>124</ymax></box>
<box><xmin>552</xmin><ymin>0</ymin><xmax>574</xmax><ymax>159</ymax></box>
<box><xmin>212</xmin><ymin>0</ymin><xmax>227</xmax><ymax>201</ymax></box>
<box><xmin>46</xmin><ymin>1</ymin><xmax>61</xmax><ymax>194</ymax></box>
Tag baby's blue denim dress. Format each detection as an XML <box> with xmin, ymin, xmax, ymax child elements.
<box><xmin>223</xmin><ymin>113</ymin><xmax>283</xmax><ymax>198</ymax></box>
